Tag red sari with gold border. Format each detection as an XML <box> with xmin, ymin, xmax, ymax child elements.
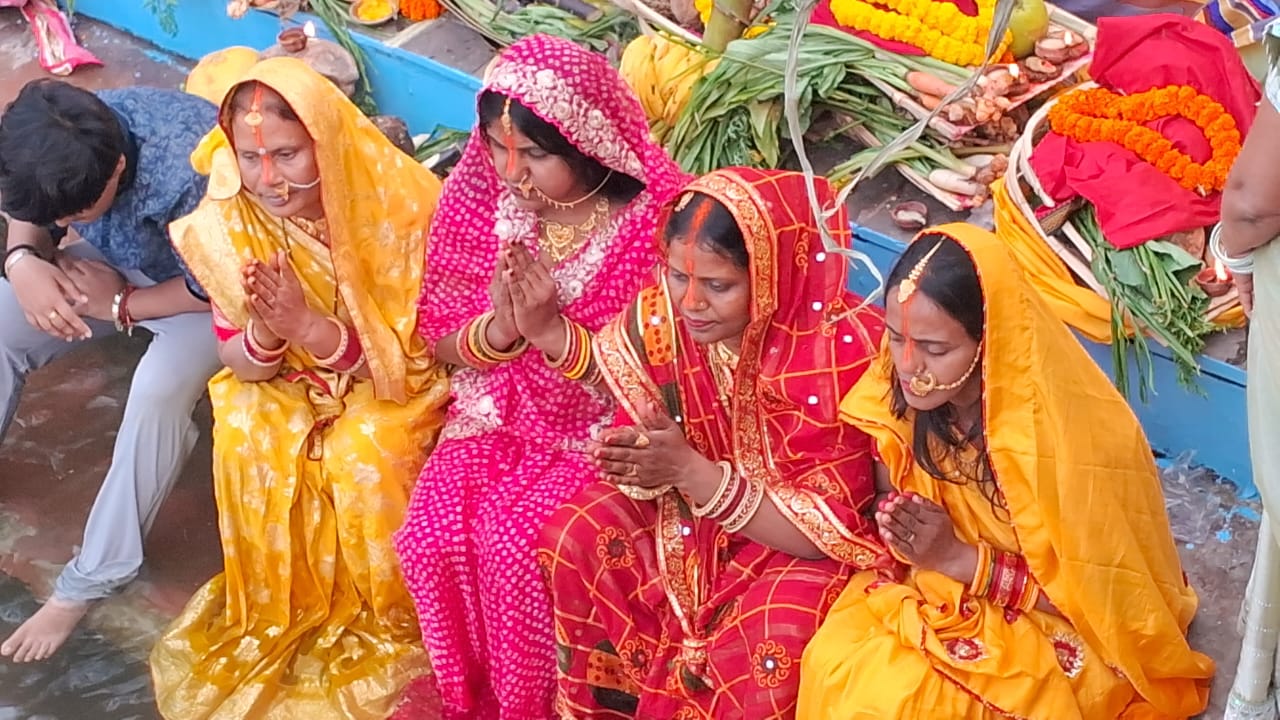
<box><xmin>538</xmin><ymin>168</ymin><xmax>893</xmax><ymax>719</ymax></box>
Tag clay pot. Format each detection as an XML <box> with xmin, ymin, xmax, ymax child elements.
<box><xmin>278</xmin><ymin>27</ymin><xmax>308</xmax><ymax>53</ymax></box>
<box><xmin>261</xmin><ymin>36</ymin><xmax>360</xmax><ymax>97</ymax></box>
<box><xmin>1195</xmin><ymin>265</ymin><xmax>1232</xmax><ymax>298</ymax></box>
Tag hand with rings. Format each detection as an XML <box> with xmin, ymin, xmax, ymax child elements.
<box><xmin>7</xmin><ymin>251</ymin><xmax>92</xmax><ymax>341</ymax></box>
<box><xmin>590</xmin><ymin>399</ymin><xmax>709</xmax><ymax>492</ymax></box>
<box><xmin>875</xmin><ymin>491</ymin><xmax>974</xmax><ymax>582</ymax></box>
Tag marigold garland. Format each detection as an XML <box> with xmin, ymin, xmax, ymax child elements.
<box><xmin>829</xmin><ymin>0</ymin><xmax>1011</xmax><ymax>66</ymax></box>
<box><xmin>401</xmin><ymin>0</ymin><xmax>442</xmax><ymax>21</ymax></box>
<box><xmin>1047</xmin><ymin>84</ymin><xmax>1243</xmax><ymax>194</ymax></box>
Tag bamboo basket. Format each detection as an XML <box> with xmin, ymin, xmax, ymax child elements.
<box><xmin>1003</xmin><ymin>82</ymin><xmax>1241</xmax><ymax>324</ymax></box>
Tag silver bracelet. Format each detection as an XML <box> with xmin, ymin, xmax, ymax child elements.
<box><xmin>1209</xmin><ymin>224</ymin><xmax>1256</xmax><ymax>276</ymax></box>
<box><xmin>2</xmin><ymin>248</ymin><xmax>35</xmax><ymax>278</ymax></box>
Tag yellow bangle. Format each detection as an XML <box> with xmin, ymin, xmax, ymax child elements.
<box><xmin>565</xmin><ymin>322</ymin><xmax>594</xmax><ymax>380</ymax></box>
<box><xmin>968</xmin><ymin>542</ymin><xmax>993</xmax><ymax>597</ymax></box>
<box><xmin>462</xmin><ymin>312</ymin><xmax>527</xmax><ymax>368</ymax></box>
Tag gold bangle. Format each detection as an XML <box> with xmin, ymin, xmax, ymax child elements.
<box><xmin>968</xmin><ymin>542</ymin><xmax>993</xmax><ymax>597</ymax></box>
<box><xmin>474</xmin><ymin>312</ymin><xmax>527</xmax><ymax>362</ymax></box>
<box><xmin>1018</xmin><ymin>582</ymin><xmax>1041</xmax><ymax>613</ymax></box>
<box><xmin>564</xmin><ymin>322</ymin><xmax>594</xmax><ymax>380</ymax></box>
<box><xmin>545</xmin><ymin>316</ymin><xmax>575</xmax><ymax>369</ymax></box>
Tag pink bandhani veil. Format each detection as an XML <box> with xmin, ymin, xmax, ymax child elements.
<box><xmin>419</xmin><ymin>33</ymin><xmax>689</xmax><ymax>343</ymax></box>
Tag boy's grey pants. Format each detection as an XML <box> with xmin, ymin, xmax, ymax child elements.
<box><xmin>0</xmin><ymin>240</ymin><xmax>219</xmax><ymax>602</ymax></box>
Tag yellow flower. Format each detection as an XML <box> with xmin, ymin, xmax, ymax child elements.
<box><xmin>829</xmin><ymin>0</ymin><xmax>1010</xmax><ymax>66</ymax></box>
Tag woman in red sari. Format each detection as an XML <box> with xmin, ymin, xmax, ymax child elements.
<box><xmin>538</xmin><ymin>168</ymin><xmax>892</xmax><ymax>719</ymax></box>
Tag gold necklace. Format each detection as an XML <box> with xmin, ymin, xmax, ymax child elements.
<box><xmin>281</xmin><ymin>215</ymin><xmax>338</xmax><ymax>314</ymax></box>
<box><xmin>539</xmin><ymin>197</ymin><xmax>609</xmax><ymax>265</ymax></box>
<box><xmin>706</xmin><ymin>341</ymin><xmax>740</xmax><ymax>409</ymax></box>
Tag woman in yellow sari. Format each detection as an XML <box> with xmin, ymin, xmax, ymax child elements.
<box><xmin>149</xmin><ymin>58</ymin><xmax>450</xmax><ymax>719</ymax></box>
<box><xmin>798</xmin><ymin>224</ymin><xmax>1215</xmax><ymax>719</ymax></box>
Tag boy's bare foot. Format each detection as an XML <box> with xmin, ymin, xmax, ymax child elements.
<box><xmin>0</xmin><ymin>597</ymin><xmax>90</xmax><ymax>663</ymax></box>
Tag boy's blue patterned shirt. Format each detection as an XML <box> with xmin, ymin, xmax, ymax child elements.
<box><xmin>70</xmin><ymin>88</ymin><xmax>216</xmax><ymax>298</ymax></box>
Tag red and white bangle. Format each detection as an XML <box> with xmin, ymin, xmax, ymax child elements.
<box><xmin>243</xmin><ymin>319</ymin><xmax>288</xmax><ymax>367</ymax></box>
<box><xmin>721</xmin><ymin>477</ymin><xmax>766</xmax><ymax>533</ymax></box>
<box><xmin>313</xmin><ymin>317</ymin><xmax>365</xmax><ymax>373</ymax></box>
<box><xmin>691</xmin><ymin>462</ymin><xmax>740</xmax><ymax>519</ymax></box>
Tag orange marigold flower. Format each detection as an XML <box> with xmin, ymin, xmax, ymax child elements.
<box><xmin>1048</xmin><ymin>83</ymin><xmax>1241</xmax><ymax>194</ymax></box>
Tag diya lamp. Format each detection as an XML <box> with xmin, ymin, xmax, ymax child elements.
<box><xmin>1062</xmin><ymin>31</ymin><xmax>1089</xmax><ymax>59</ymax></box>
<box><xmin>277</xmin><ymin>19</ymin><xmax>315</xmax><ymax>53</ymax></box>
<box><xmin>1006</xmin><ymin>63</ymin><xmax>1029</xmax><ymax>95</ymax></box>
<box><xmin>1195</xmin><ymin>258</ymin><xmax>1233</xmax><ymax>298</ymax></box>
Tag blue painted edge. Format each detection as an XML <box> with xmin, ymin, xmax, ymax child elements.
<box><xmin>849</xmin><ymin>224</ymin><xmax>1254</xmax><ymax>497</ymax></box>
<box><xmin>73</xmin><ymin>0</ymin><xmax>483</xmax><ymax>135</ymax></box>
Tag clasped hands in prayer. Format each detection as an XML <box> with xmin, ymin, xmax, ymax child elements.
<box><xmin>594</xmin><ymin>405</ymin><xmax>982</xmax><ymax>580</ymax></box>
<box><xmin>877</xmin><ymin>492</ymin><xmax>978</xmax><ymax>582</ymax></box>
<box><xmin>242</xmin><ymin>250</ymin><xmax>328</xmax><ymax>349</ymax></box>
<box><xmin>487</xmin><ymin>239</ymin><xmax>566</xmax><ymax>355</ymax></box>
<box><xmin>590</xmin><ymin>399</ymin><xmax>730</xmax><ymax>502</ymax></box>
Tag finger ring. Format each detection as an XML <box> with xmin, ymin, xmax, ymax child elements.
<box><xmin>626</xmin><ymin>463</ymin><xmax>639</xmax><ymax>477</ymax></box>
<box><xmin>47</xmin><ymin>310</ymin><xmax>59</xmax><ymax>321</ymax></box>
<box><xmin>904</xmin><ymin>531</ymin><xmax>915</xmax><ymax>541</ymax></box>
<box><xmin>634</xmin><ymin>433</ymin><xmax>651</xmax><ymax>449</ymax></box>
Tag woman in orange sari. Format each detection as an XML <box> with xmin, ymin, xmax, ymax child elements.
<box><xmin>798</xmin><ymin>225</ymin><xmax>1215</xmax><ymax>719</ymax></box>
<box><xmin>539</xmin><ymin>168</ymin><xmax>892</xmax><ymax>719</ymax></box>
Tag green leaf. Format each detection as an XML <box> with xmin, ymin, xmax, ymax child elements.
<box><xmin>1108</xmin><ymin>249</ymin><xmax>1148</xmax><ymax>289</ymax></box>
<box><xmin>747</xmin><ymin>101</ymin><xmax>781</xmax><ymax>167</ymax></box>
<box><xmin>1144</xmin><ymin>240</ymin><xmax>1203</xmax><ymax>274</ymax></box>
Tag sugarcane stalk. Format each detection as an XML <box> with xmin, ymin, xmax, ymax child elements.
<box><xmin>704</xmin><ymin>0</ymin><xmax>754</xmax><ymax>52</ymax></box>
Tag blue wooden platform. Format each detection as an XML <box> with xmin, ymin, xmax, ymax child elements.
<box><xmin>74</xmin><ymin>0</ymin><xmax>1255</xmax><ymax>495</ymax></box>
<box><xmin>73</xmin><ymin>0</ymin><xmax>485</xmax><ymax>133</ymax></box>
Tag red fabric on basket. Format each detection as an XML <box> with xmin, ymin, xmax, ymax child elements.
<box><xmin>1029</xmin><ymin>14</ymin><xmax>1260</xmax><ymax>249</ymax></box>
<box><xmin>810</xmin><ymin>0</ymin><xmax>979</xmax><ymax>57</ymax></box>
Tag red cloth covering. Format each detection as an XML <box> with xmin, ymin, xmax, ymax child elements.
<box><xmin>810</xmin><ymin>0</ymin><xmax>979</xmax><ymax>57</ymax></box>
<box><xmin>1029</xmin><ymin>14</ymin><xmax>1260</xmax><ymax>248</ymax></box>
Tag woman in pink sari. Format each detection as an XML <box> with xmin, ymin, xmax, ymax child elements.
<box><xmin>393</xmin><ymin>34</ymin><xmax>688</xmax><ymax>719</ymax></box>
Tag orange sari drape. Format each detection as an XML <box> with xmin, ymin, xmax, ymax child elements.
<box><xmin>799</xmin><ymin>223</ymin><xmax>1214</xmax><ymax>719</ymax></box>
